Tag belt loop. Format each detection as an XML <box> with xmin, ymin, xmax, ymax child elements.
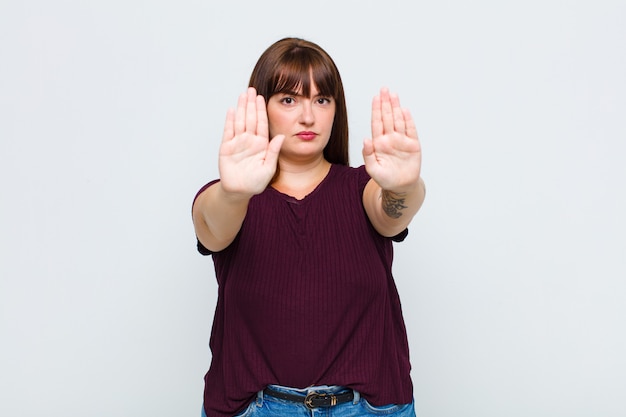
<box><xmin>256</xmin><ymin>389</ymin><xmax>264</xmax><ymax>407</ymax></box>
<box><xmin>352</xmin><ymin>390</ymin><xmax>360</xmax><ymax>405</ymax></box>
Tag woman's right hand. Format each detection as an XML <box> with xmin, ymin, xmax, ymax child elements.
<box><xmin>218</xmin><ymin>87</ymin><xmax>285</xmax><ymax>197</ymax></box>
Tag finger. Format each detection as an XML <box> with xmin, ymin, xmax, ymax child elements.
<box><xmin>266</xmin><ymin>134</ymin><xmax>285</xmax><ymax>164</ymax></box>
<box><xmin>234</xmin><ymin>91</ymin><xmax>247</xmax><ymax>135</ymax></box>
<box><xmin>380</xmin><ymin>88</ymin><xmax>394</xmax><ymax>135</ymax></box>
<box><xmin>362</xmin><ymin>138</ymin><xmax>374</xmax><ymax>158</ymax></box>
<box><xmin>390</xmin><ymin>92</ymin><xmax>406</xmax><ymax>134</ymax></box>
<box><xmin>245</xmin><ymin>87</ymin><xmax>258</xmax><ymax>135</ymax></box>
<box><xmin>256</xmin><ymin>94</ymin><xmax>269</xmax><ymax>139</ymax></box>
<box><xmin>403</xmin><ymin>108</ymin><xmax>419</xmax><ymax>140</ymax></box>
<box><xmin>371</xmin><ymin>94</ymin><xmax>383</xmax><ymax>139</ymax></box>
<box><xmin>222</xmin><ymin>108</ymin><xmax>235</xmax><ymax>142</ymax></box>
<box><xmin>362</xmin><ymin>138</ymin><xmax>378</xmax><ymax>170</ymax></box>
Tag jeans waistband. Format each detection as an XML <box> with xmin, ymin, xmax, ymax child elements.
<box><xmin>261</xmin><ymin>384</ymin><xmax>361</xmax><ymax>406</ymax></box>
<box><xmin>268</xmin><ymin>384</ymin><xmax>352</xmax><ymax>395</ymax></box>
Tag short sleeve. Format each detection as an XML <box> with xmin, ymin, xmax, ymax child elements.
<box><xmin>391</xmin><ymin>228</ymin><xmax>408</xmax><ymax>242</ymax></box>
<box><xmin>197</xmin><ymin>239</ymin><xmax>212</xmax><ymax>256</ymax></box>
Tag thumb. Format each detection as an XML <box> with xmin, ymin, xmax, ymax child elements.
<box><xmin>265</xmin><ymin>134</ymin><xmax>285</xmax><ymax>165</ymax></box>
<box><xmin>362</xmin><ymin>138</ymin><xmax>376</xmax><ymax>165</ymax></box>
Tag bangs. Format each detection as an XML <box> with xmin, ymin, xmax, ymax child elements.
<box><xmin>272</xmin><ymin>53</ymin><xmax>338</xmax><ymax>98</ymax></box>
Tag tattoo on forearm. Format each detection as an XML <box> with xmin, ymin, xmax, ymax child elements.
<box><xmin>381</xmin><ymin>190</ymin><xmax>408</xmax><ymax>219</ymax></box>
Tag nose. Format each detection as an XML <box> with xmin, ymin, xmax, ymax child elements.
<box><xmin>299</xmin><ymin>101</ymin><xmax>315</xmax><ymax>125</ymax></box>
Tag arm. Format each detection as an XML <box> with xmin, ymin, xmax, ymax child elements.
<box><xmin>362</xmin><ymin>88</ymin><xmax>425</xmax><ymax>237</ymax></box>
<box><xmin>192</xmin><ymin>182</ymin><xmax>252</xmax><ymax>253</ymax></box>
<box><xmin>193</xmin><ymin>88</ymin><xmax>284</xmax><ymax>252</ymax></box>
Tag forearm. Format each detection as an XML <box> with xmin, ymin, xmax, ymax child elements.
<box><xmin>192</xmin><ymin>182</ymin><xmax>252</xmax><ymax>252</ymax></box>
<box><xmin>364</xmin><ymin>177</ymin><xmax>426</xmax><ymax>237</ymax></box>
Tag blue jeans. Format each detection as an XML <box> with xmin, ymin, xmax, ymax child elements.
<box><xmin>202</xmin><ymin>385</ymin><xmax>416</xmax><ymax>417</ymax></box>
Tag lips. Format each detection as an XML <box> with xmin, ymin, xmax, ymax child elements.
<box><xmin>296</xmin><ymin>131</ymin><xmax>317</xmax><ymax>141</ymax></box>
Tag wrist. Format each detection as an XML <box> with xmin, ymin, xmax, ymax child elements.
<box><xmin>381</xmin><ymin>177</ymin><xmax>424</xmax><ymax>196</ymax></box>
<box><xmin>217</xmin><ymin>182</ymin><xmax>255</xmax><ymax>205</ymax></box>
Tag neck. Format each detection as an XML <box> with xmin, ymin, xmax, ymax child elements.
<box><xmin>277</xmin><ymin>154</ymin><xmax>330</xmax><ymax>175</ymax></box>
<box><xmin>272</xmin><ymin>157</ymin><xmax>331</xmax><ymax>200</ymax></box>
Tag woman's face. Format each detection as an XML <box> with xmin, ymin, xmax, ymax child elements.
<box><xmin>266</xmin><ymin>78</ymin><xmax>336</xmax><ymax>163</ymax></box>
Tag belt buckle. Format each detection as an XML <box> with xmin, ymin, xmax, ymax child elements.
<box><xmin>304</xmin><ymin>392</ymin><xmax>337</xmax><ymax>410</ymax></box>
<box><xmin>304</xmin><ymin>392</ymin><xmax>319</xmax><ymax>410</ymax></box>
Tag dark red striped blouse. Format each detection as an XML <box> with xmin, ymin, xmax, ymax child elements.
<box><xmin>194</xmin><ymin>164</ymin><xmax>413</xmax><ymax>417</ymax></box>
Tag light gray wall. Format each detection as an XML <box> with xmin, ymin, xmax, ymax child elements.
<box><xmin>1</xmin><ymin>1</ymin><xmax>625</xmax><ymax>416</ymax></box>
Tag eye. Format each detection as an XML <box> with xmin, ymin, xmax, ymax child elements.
<box><xmin>280</xmin><ymin>96</ymin><xmax>296</xmax><ymax>105</ymax></box>
<box><xmin>317</xmin><ymin>97</ymin><xmax>332</xmax><ymax>105</ymax></box>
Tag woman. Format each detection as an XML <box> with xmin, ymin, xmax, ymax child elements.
<box><xmin>192</xmin><ymin>37</ymin><xmax>425</xmax><ymax>417</ymax></box>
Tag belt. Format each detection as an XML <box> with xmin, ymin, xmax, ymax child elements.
<box><xmin>263</xmin><ymin>387</ymin><xmax>355</xmax><ymax>410</ymax></box>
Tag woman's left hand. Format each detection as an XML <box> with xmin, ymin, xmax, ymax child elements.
<box><xmin>362</xmin><ymin>88</ymin><xmax>422</xmax><ymax>193</ymax></box>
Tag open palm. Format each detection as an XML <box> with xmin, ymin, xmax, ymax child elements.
<box><xmin>362</xmin><ymin>88</ymin><xmax>422</xmax><ymax>192</ymax></box>
<box><xmin>219</xmin><ymin>87</ymin><xmax>284</xmax><ymax>196</ymax></box>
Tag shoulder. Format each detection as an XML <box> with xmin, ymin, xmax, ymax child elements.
<box><xmin>327</xmin><ymin>164</ymin><xmax>370</xmax><ymax>192</ymax></box>
<box><xmin>329</xmin><ymin>163</ymin><xmax>365</xmax><ymax>176</ymax></box>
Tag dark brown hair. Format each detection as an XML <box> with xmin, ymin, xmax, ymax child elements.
<box><xmin>249</xmin><ymin>37</ymin><xmax>349</xmax><ymax>165</ymax></box>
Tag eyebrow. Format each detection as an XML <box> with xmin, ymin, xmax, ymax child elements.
<box><xmin>278</xmin><ymin>90</ymin><xmax>330</xmax><ymax>100</ymax></box>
